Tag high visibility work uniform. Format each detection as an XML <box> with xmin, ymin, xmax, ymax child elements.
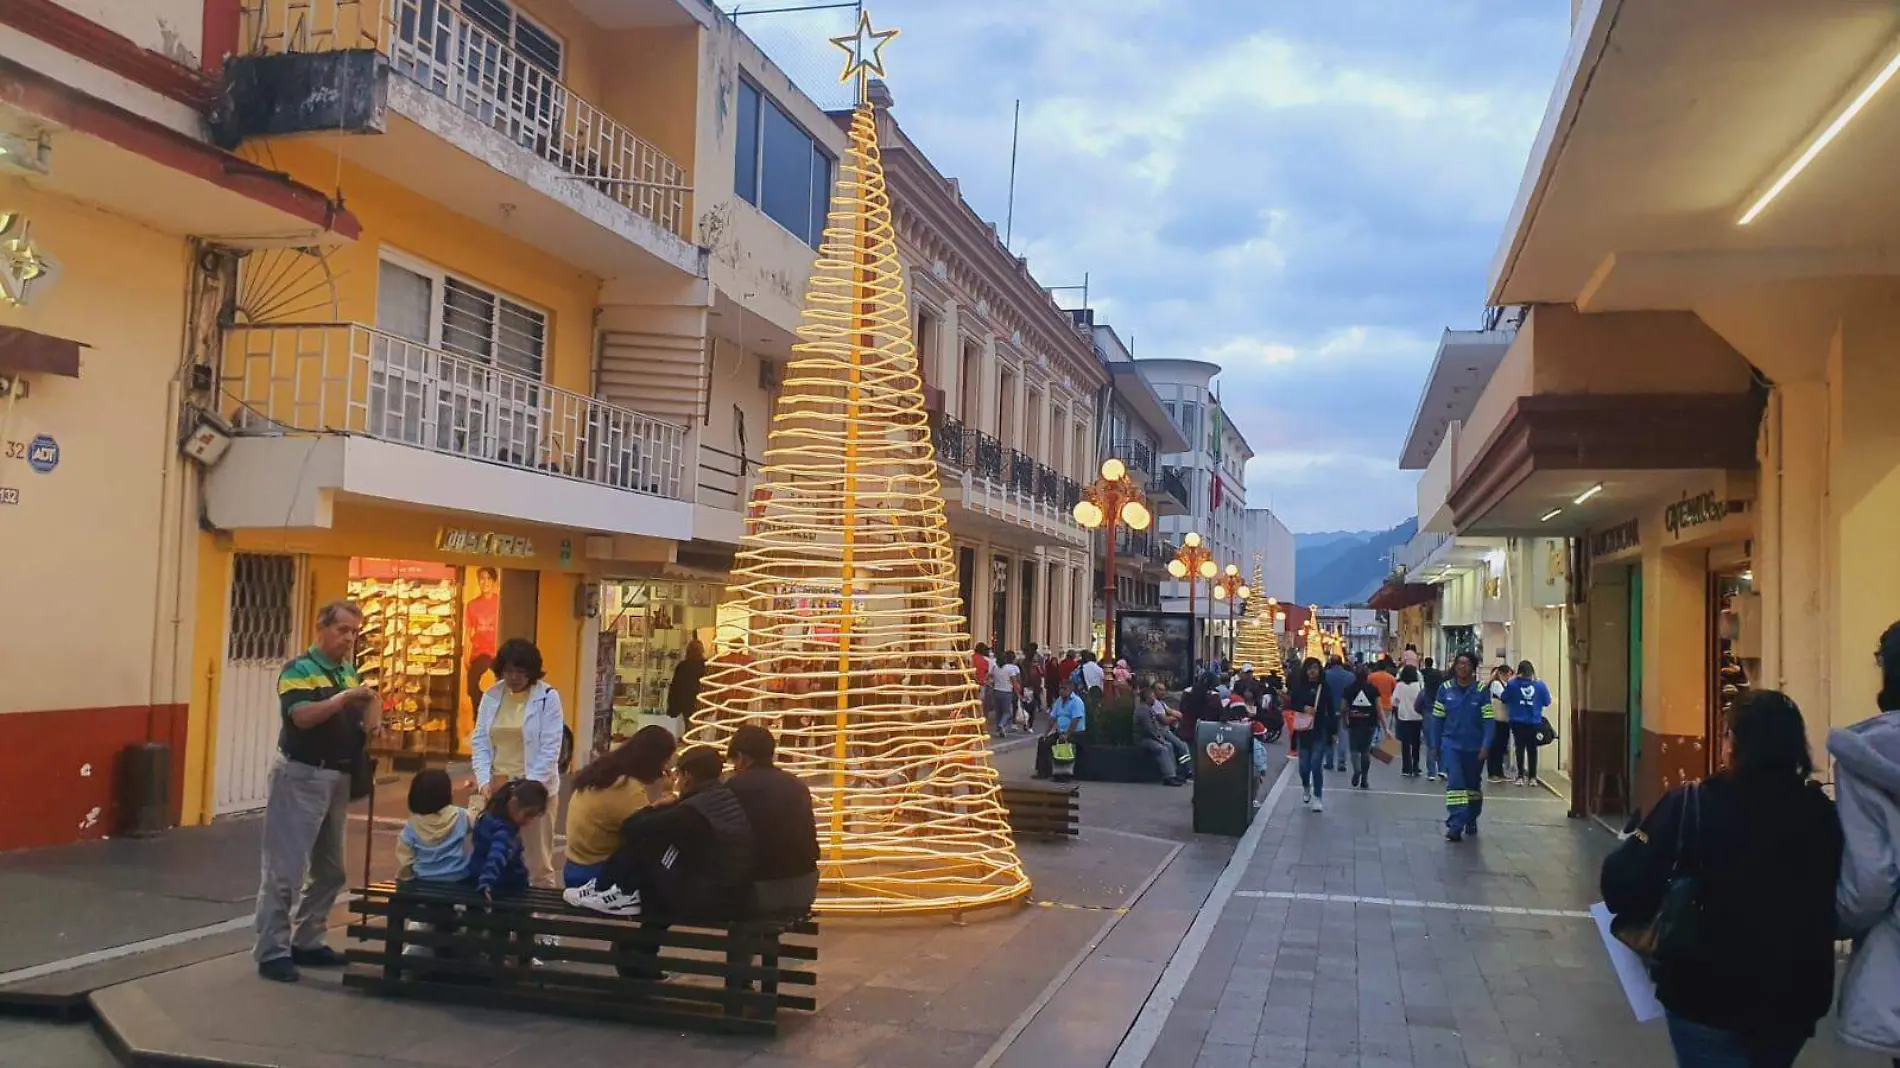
<box><xmin>1433</xmin><ymin>679</ymin><xmax>1497</xmax><ymax>835</ymax></box>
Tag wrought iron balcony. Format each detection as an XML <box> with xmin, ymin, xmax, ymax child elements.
<box><xmin>1060</xmin><ymin>476</ymin><xmax>1082</xmax><ymax>511</ymax></box>
<box><xmin>1008</xmin><ymin>449</ymin><xmax>1037</xmax><ymax>496</ymax></box>
<box><xmin>220</xmin><ymin>322</ymin><xmax>688</xmax><ymax>499</ymax></box>
<box><xmin>1159</xmin><ymin>464</ymin><xmax>1191</xmax><ymax>508</ymax></box>
<box><xmin>1111</xmin><ymin>439</ymin><xmax>1155</xmax><ymax>478</ymax></box>
<box><xmin>1036</xmin><ymin>463</ymin><xmax>1060</xmax><ymax>505</ymax></box>
<box><xmin>239</xmin><ymin>0</ymin><xmax>689</xmax><ymax>238</ymax></box>
<box><xmin>972</xmin><ymin>430</ymin><xmax>1004</xmax><ymax>482</ymax></box>
<box><xmin>933</xmin><ymin>412</ymin><xmax>967</xmax><ymax>467</ymax></box>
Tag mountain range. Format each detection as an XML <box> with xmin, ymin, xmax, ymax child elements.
<box><xmin>1294</xmin><ymin>518</ymin><xmax>1418</xmax><ymax>606</ymax></box>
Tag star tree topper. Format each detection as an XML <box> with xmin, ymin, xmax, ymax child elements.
<box><xmin>830</xmin><ymin>8</ymin><xmax>899</xmax><ymax>102</ymax></box>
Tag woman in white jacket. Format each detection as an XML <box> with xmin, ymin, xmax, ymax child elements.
<box><xmin>470</xmin><ymin>638</ymin><xmax>565</xmax><ymax>889</ymax></box>
<box><xmin>1832</xmin><ymin>620</ymin><xmax>1900</xmax><ymax>1064</ymax></box>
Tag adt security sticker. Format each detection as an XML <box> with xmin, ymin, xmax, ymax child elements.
<box><xmin>26</xmin><ymin>434</ymin><xmax>57</xmax><ymax>474</ymax></box>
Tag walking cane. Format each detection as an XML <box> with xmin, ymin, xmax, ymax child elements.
<box><xmin>362</xmin><ymin>753</ymin><xmax>377</xmax><ymax>888</ymax></box>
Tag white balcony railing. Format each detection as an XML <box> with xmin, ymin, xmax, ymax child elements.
<box><xmin>1395</xmin><ymin>530</ymin><xmax>1453</xmax><ymax>576</ymax></box>
<box><xmin>240</xmin><ymin>0</ymin><xmax>689</xmax><ymax>238</ymax></box>
<box><xmin>221</xmin><ymin>323</ymin><xmax>688</xmax><ymax>500</ymax></box>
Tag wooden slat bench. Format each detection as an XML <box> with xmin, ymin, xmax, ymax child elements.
<box><xmin>343</xmin><ymin>881</ymin><xmax>817</xmax><ymax>1035</ymax></box>
<box><xmin>1000</xmin><ymin>781</ymin><xmax>1080</xmax><ymax>838</ymax></box>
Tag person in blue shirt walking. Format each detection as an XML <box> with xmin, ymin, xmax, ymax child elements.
<box><xmin>1500</xmin><ymin>660</ymin><xmax>1551</xmax><ymax>787</ymax></box>
<box><xmin>1433</xmin><ymin>651</ymin><xmax>1496</xmax><ymax>842</ymax></box>
<box><xmin>1322</xmin><ymin>656</ymin><xmax>1355</xmax><ymax>773</ymax></box>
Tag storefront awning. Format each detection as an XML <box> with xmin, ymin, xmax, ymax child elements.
<box><xmin>0</xmin><ymin>325</ymin><xmax>83</xmax><ymax>376</ymax></box>
<box><xmin>1367</xmin><ymin>582</ymin><xmax>1437</xmax><ymax>612</ymax></box>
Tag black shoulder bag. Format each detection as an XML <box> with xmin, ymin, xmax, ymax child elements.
<box><xmin>323</xmin><ymin>665</ymin><xmax>377</xmax><ymax>801</ymax></box>
<box><xmin>1611</xmin><ymin>783</ymin><xmax>1704</xmax><ymax>970</ymax></box>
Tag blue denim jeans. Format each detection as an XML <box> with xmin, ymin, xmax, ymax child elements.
<box><xmin>1664</xmin><ymin>1013</ymin><xmax>1806</xmax><ymax>1068</ymax></box>
<box><xmin>1422</xmin><ymin>715</ymin><xmax>1444</xmax><ymax>777</ymax></box>
<box><xmin>1296</xmin><ymin>733</ymin><xmax>1325</xmax><ymax>799</ymax></box>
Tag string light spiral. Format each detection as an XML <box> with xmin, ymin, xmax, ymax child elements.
<box><xmin>684</xmin><ymin>97</ymin><xmax>1030</xmax><ymax>917</ymax></box>
<box><xmin>1233</xmin><ymin>558</ymin><xmax>1282</xmax><ymax>676</ymax></box>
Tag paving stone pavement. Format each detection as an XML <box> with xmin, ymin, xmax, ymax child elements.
<box><xmin>1139</xmin><ymin>765</ymin><xmax>1892</xmax><ymax>1068</ymax></box>
<box><xmin>7</xmin><ymin>740</ymin><xmax>1236</xmax><ymax>1068</ymax></box>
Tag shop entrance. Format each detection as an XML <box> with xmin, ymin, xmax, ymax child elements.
<box><xmin>1708</xmin><ymin>563</ymin><xmax>1758</xmax><ymax>776</ymax></box>
<box><xmin>214</xmin><ymin>553</ymin><xmax>307</xmax><ymax>816</ymax></box>
<box><xmin>348</xmin><ymin>558</ymin><xmax>538</xmax><ymax>766</ymax></box>
<box><xmin>599</xmin><ymin>579</ymin><xmax>721</xmax><ymax>744</ymax></box>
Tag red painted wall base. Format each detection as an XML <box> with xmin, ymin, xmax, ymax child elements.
<box><xmin>0</xmin><ymin>703</ymin><xmax>187</xmax><ymax>851</ymax></box>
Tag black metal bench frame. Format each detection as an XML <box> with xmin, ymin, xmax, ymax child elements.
<box><xmin>343</xmin><ymin>881</ymin><xmax>817</xmax><ymax>1035</ymax></box>
<box><xmin>1000</xmin><ymin>781</ymin><xmax>1080</xmax><ymax>838</ymax></box>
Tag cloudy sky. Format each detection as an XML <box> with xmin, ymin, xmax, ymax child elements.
<box><xmin>733</xmin><ymin>0</ymin><xmax>1570</xmax><ymax>533</ymax></box>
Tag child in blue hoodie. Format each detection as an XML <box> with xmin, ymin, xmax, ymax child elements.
<box><xmin>467</xmin><ymin>779</ymin><xmax>550</xmax><ymax>899</ymax></box>
<box><xmin>396</xmin><ymin>769</ymin><xmax>471</xmax><ymax>883</ymax></box>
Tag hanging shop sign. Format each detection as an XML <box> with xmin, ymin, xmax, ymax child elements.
<box><xmin>436</xmin><ymin>528</ymin><xmax>535</xmax><ymax>559</ymax></box>
<box><xmin>1590</xmin><ymin>519</ymin><xmax>1640</xmax><ymax>560</ymax></box>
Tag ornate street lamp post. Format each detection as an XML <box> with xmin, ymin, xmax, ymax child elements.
<box><xmin>1072</xmin><ymin>457</ymin><xmax>1152</xmax><ymax>660</ymax></box>
<box><xmin>1167</xmin><ymin>532</ymin><xmax>1218</xmax><ymax>665</ymax></box>
<box><xmin>1210</xmin><ymin>563</ymin><xmax>1249</xmax><ymax>665</ymax></box>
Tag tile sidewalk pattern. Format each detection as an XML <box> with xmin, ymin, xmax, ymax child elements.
<box><xmin>1142</xmin><ymin>769</ymin><xmax>1888</xmax><ymax>1068</ymax></box>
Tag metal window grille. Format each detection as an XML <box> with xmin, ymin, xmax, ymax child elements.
<box><xmin>228</xmin><ymin>554</ymin><xmax>298</xmax><ymax>662</ymax></box>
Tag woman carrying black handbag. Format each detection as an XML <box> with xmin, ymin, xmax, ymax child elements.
<box><xmin>1601</xmin><ymin>690</ymin><xmax>1842</xmax><ymax>1068</ymax></box>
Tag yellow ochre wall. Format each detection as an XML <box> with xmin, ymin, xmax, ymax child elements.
<box><xmin>184</xmin><ymin>503</ymin><xmax>587</xmax><ymax>823</ymax></box>
<box><xmin>254</xmin><ymin>140</ymin><xmax>602</xmax><ymax>399</ymax></box>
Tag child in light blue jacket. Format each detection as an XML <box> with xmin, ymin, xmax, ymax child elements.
<box><xmin>396</xmin><ymin>769</ymin><xmax>470</xmax><ymax>882</ymax></box>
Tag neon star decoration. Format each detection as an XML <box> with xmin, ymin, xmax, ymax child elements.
<box><xmin>685</xmin><ymin>17</ymin><xmax>1030</xmax><ymax>918</ymax></box>
<box><xmin>829</xmin><ymin>9</ymin><xmax>899</xmax><ymax>101</ymax></box>
<box><xmin>0</xmin><ymin>213</ymin><xmax>49</xmax><ymax>306</ymax></box>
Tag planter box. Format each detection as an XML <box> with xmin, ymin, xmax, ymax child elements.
<box><xmin>1074</xmin><ymin>744</ymin><xmax>1162</xmax><ymax>784</ymax></box>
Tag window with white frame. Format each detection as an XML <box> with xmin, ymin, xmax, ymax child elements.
<box><xmin>379</xmin><ymin>255</ymin><xmax>547</xmax><ymax>379</ymax></box>
<box><xmin>735</xmin><ymin>78</ymin><xmax>834</xmax><ymax>249</ymax></box>
<box><xmin>460</xmin><ymin>0</ymin><xmax>563</xmax><ymax>77</ymax></box>
<box><xmin>374</xmin><ymin>253</ymin><xmax>550</xmax><ymax>461</ymax></box>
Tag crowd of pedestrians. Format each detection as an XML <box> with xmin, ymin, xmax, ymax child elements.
<box><xmin>250</xmin><ymin>597</ymin><xmax>1900</xmax><ymax>1068</ymax></box>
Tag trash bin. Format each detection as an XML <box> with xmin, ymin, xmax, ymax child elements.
<box><xmin>1192</xmin><ymin>719</ymin><xmax>1255</xmax><ymax>837</ymax></box>
<box><xmin>120</xmin><ymin>741</ymin><xmax>171</xmax><ymax>838</ymax></box>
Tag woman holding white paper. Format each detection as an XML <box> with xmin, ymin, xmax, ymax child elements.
<box><xmin>1601</xmin><ymin>690</ymin><xmax>1840</xmax><ymax>1068</ymax></box>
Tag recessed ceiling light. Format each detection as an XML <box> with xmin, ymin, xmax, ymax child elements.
<box><xmin>1573</xmin><ymin>483</ymin><xmax>1604</xmax><ymax>505</ymax></box>
<box><xmin>1539</xmin><ymin>508</ymin><xmax>1563</xmax><ymax>522</ymax></box>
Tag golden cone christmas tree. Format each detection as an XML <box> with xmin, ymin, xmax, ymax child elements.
<box><xmin>684</xmin><ymin>15</ymin><xmax>1029</xmax><ymax>917</ymax></box>
<box><xmin>1233</xmin><ymin>557</ymin><xmax>1281</xmax><ymax>675</ymax></box>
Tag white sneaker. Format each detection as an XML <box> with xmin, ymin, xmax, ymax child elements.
<box><xmin>563</xmin><ymin>880</ymin><xmax>642</xmax><ymax>917</ymax></box>
<box><xmin>1513</xmin><ymin>776</ymin><xmax>1527</xmax><ymax>787</ymax></box>
<box><xmin>1309</xmin><ymin>798</ymin><xmax>1324</xmax><ymax>812</ymax></box>
<box><xmin>1302</xmin><ymin>790</ymin><xmax>1312</xmax><ymax>808</ymax></box>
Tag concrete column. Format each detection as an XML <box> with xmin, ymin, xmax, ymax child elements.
<box><xmin>1831</xmin><ymin>307</ymin><xmax>1900</xmax><ymax>733</ymax></box>
<box><xmin>1760</xmin><ymin>380</ymin><xmax>1830</xmax><ymax>757</ymax></box>
<box><xmin>970</xmin><ymin>541</ymin><xmax>993</xmax><ymax>647</ymax></box>
<box><xmin>1638</xmin><ymin>542</ymin><xmax>1710</xmax><ymax>811</ymax></box>
<box><xmin>1030</xmin><ymin>556</ymin><xmax>1050</xmax><ymax>649</ymax></box>
<box><xmin>978</xmin><ymin>336</ymin><xmax>999</xmax><ymax>436</ymax></box>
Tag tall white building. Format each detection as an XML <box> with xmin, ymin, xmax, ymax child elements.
<box><xmin>1241</xmin><ymin>507</ymin><xmax>1297</xmax><ymax>604</ymax></box>
<box><xmin>1136</xmin><ymin>358</ymin><xmax>1255</xmax><ymax>661</ymax></box>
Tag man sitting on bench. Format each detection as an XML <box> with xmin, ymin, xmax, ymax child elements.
<box><xmin>724</xmin><ymin>726</ymin><xmax>819</xmax><ymax>919</ymax></box>
<box><xmin>564</xmin><ymin>745</ymin><xmax>755</xmax><ymax>920</ymax></box>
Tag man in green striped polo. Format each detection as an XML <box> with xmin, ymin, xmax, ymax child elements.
<box><xmin>253</xmin><ymin>600</ymin><xmax>380</xmax><ymax>983</ymax></box>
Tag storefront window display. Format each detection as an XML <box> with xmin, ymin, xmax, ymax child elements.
<box><xmin>600</xmin><ymin>580</ymin><xmax>720</xmax><ymax>743</ymax></box>
<box><xmin>350</xmin><ymin>559</ymin><xmax>465</xmax><ymax>763</ymax></box>
<box><xmin>348</xmin><ymin>557</ymin><xmax>537</xmax><ymax>763</ymax></box>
